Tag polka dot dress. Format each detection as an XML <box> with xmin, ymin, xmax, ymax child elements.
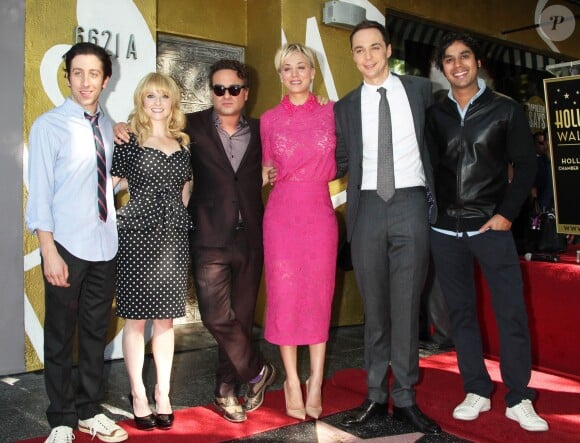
<box><xmin>111</xmin><ymin>133</ymin><xmax>193</xmax><ymax>320</ymax></box>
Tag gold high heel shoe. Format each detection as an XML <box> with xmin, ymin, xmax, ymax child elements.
<box><xmin>283</xmin><ymin>381</ymin><xmax>306</xmax><ymax>420</ymax></box>
<box><xmin>305</xmin><ymin>378</ymin><xmax>322</xmax><ymax>419</ymax></box>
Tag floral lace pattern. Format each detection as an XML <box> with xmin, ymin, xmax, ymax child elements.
<box><xmin>261</xmin><ymin>94</ymin><xmax>338</xmax><ymax>345</ymax></box>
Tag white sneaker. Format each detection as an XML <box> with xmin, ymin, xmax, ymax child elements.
<box><xmin>506</xmin><ymin>399</ymin><xmax>549</xmax><ymax>432</ymax></box>
<box><xmin>452</xmin><ymin>393</ymin><xmax>491</xmax><ymax>420</ymax></box>
<box><xmin>78</xmin><ymin>413</ymin><xmax>128</xmax><ymax>442</ymax></box>
<box><xmin>44</xmin><ymin>426</ymin><xmax>74</xmax><ymax>443</ymax></box>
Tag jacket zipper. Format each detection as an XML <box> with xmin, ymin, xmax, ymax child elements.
<box><xmin>456</xmin><ymin>114</ymin><xmax>465</xmax><ymax>238</ymax></box>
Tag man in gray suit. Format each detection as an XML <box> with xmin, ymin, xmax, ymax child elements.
<box><xmin>334</xmin><ymin>20</ymin><xmax>440</xmax><ymax>434</ymax></box>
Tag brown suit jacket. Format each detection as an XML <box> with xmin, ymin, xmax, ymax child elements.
<box><xmin>186</xmin><ymin>108</ymin><xmax>263</xmax><ymax>249</ymax></box>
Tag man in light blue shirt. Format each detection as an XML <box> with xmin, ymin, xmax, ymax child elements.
<box><xmin>26</xmin><ymin>42</ymin><xmax>127</xmax><ymax>443</ymax></box>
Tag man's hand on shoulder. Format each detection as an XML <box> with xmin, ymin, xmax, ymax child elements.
<box><xmin>316</xmin><ymin>95</ymin><xmax>330</xmax><ymax>105</ymax></box>
<box><xmin>113</xmin><ymin>122</ymin><xmax>132</xmax><ymax>145</ymax></box>
<box><xmin>262</xmin><ymin>166</ymin><xmax>277</xmax><ymax>187</ymax></box>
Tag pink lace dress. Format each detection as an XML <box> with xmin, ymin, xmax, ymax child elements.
<box><xmin>261</xmin><ymin>94</ymin><xmax>338</xmax><ymax>345</ymax></box>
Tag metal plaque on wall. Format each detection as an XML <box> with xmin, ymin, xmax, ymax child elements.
<box><xmin>157</xmin><ymin>34</ymin><xmax>245</xmax><ymax>113</ymax></box>
<box><xmin>157</xmin><ymin>35</ymin><xmax>244</xmax><ymax>324</ymax></box>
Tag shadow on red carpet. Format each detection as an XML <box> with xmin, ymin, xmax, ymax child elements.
<box><xmin>20</xmin><ymin>352</ymin><xmax>579</xmax><ymax>442</ymax></box>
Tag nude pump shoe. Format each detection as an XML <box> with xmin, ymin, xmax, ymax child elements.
<box><xmin>283</xmin><ymin>381</ymin><xmax>306</xmax><ymax>420</ymax></box>
<box><xmin>305</xmin><ymin>378</ymin><xmax>322</xmax><ymax>419</ymax></box>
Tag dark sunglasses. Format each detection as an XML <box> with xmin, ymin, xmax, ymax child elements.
<box><xmin>212</xmin><ymin>84</ymin><xmax>246</xmax><ymax>97</ymax></box>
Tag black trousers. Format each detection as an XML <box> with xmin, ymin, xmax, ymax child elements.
<box><xmin>191</xmin><ymin>228</ymin><xmax>264</xmax><ymax>397</ymax></box>
<box><xmin>419</xmin><ymin>256</ymin><xmax>451</xmax><ymax>344</ymax></box>
<box><xmin>43</xmin><ymin>243</ymin><xmax>116</xmax><ymax>428</ymax></box>
<box><xmin>430</xmin><ymin>229</ymin><xmax>535</xmax><ymax>406</ymax></box>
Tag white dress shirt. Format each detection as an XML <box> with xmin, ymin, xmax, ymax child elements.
<box><xmin>360</xmin><ymin>73</ymin><xmax>425</xmax><ymax>191</ymax></box>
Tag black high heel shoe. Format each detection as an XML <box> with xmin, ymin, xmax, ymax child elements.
<box><xmin>155</xmin><ymin>412</ymin><xmax>174</xmax><ymax>430</ymax></box>
<box><xmin>128</xmin><ymin>393</ymin><xmax>156</xmax><ymax>430</ymax></box>
<box><xmin>154</xmin><ymin>385</ymin><xmax>175</xmax><ymax>430</ymax></box>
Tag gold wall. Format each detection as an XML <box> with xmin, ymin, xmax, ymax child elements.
<box><xmin>24</xmin><ymin>0</ymin><xmax>89</xmax><ymax>371</ymax></box>
<box><xmin>23</xmin><ymin>0</ymin><xmax>157</xmax><ymax>371</ymax></box>
<box><xmin>156</xmin><ymin>0</ymin><xmax>580</xmax><ymax>328</ymax></box>
<box><xmin>158</xmin><ymin>0</ymin><xmax>247</xmax><ymax>46</ymax></box>
<box><xmin>246</xmin><ymin>0</ymin><xmax>363</xmax><ymax>326</ymax></box>
<box><xmin>158</xmin><ymin>0</ymin><xmax>368</xmax><ymax>326</ymax></box>
<box><xmin>158</xmin><ymin>0</ymin><xmax>580</xmax><ymax>119</ymax></box>
<box><xmin>22</xmin><ymin>0</ymin><xmax>579</xmax><ymax>370</ymax></box>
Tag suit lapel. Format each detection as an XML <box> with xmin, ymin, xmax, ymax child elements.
<box><xmin>349</xmin><ymin>85</ymin><xmax>364</xmax><ymax>158</ymax></box>
<box><xmin>236</xmin><ymin>118</ymin><xmax>257</xmax><ymax>171</ymax></box>
<box><xmin>398</xmin><ymin>75</ymin><xmax>424</xmax><ymax>146</ymax></box>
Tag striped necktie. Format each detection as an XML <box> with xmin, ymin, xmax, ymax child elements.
<box><xmin>85</xmin><ymin>112</ymin><xmax>108</xmax><ymax>221</ymax></box>
<box><xmin>377</xmin><ymin>87</ymin><xmax>395</xmax><ymax>202</ymax></box>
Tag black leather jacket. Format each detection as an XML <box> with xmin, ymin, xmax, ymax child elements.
<box><xmin>425</xmin><ymin>87</ymin><xmax>536</xmax><ymax>232</ymax></box>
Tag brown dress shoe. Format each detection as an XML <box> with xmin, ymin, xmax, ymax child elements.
<box><xmin>214</xmin><ymin>396</ymin><xmax>247</xmax><ymax>423</ymax></box>
<box><xmin>244</xmin><ymin>363</ymin><xmax>276</xmax><ymax>412</ymax></box>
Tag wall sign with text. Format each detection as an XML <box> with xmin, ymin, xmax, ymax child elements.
<box><xmin>544</xmin><ymin>75</ymin><xmax>580</xmax><ymax>234</ymax></box>
<box><xmin>74</xmin><ymin>26</ymin><xmax>138</xmax><ymax>59</ymax></box>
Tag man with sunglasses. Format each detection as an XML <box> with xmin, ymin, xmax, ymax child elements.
<box><xmin>186</xmin><ymin>59</ymin><xmax>275</xmax><ymax>423</ymax></box>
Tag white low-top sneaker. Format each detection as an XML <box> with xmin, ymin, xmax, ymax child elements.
<box><xmin>452</xmin><ymin>393</ymin><xmax>491</xmax><ymax>420</ymax></box>
<box><xmin>506</xmin><ymin>399</ymin><xmax>549</xmax><ymax>432</ymax></box>
<box><xmin>44</xmin><ymin>426</ymin><xmax>74</xmax><ymax>443</ymax></box>
<box><xmin>78</xmin><ymin>413</ymin><xmax>128</xmax><ymax>442</ymax></box>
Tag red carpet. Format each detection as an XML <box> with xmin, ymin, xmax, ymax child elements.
<box><xmin>19</xmin><ymin>374</ymin><xmax>364</xmax><ymax>443</ymax></box>
<box><xmin>418</xmin><ymin>353</ymin><xmax>580</xmax><ymax>442</ymax></box>
<box><xmin>477</xmin><ymin>246</ymin><xmax>580</xmax><ymax>378</ymax></box>
<box><xmin>21</xmin><ymin>352</ymin><xmax>580</xmax><ymax>442</ymax></box>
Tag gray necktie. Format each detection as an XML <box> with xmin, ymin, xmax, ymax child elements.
<box><xmin>377</xmin><ymin>87</ymin><xmax>395</xmax><ymax>202</ymax></box>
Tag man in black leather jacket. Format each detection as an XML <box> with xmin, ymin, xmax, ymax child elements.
<box><xmin>425</xmin><ymin>33</ymin><xmax>548</xmax><ymax>432</ymax></box>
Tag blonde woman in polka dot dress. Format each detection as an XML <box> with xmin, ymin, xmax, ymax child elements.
<box><xmin>111</xmin><ymin>72</ymin><xmax>192</xmax><ymax>430</ymax></box>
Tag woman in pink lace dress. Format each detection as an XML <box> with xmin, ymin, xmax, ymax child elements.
<box><xmin>261</xmin><ymin>43</ymin><xmax>337</xmax><ymax>420</ymax></box>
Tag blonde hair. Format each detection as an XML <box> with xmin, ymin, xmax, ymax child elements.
<box><xmin>128</xmin><ymin>72</ymin><xmax>190</xmax><ymax>147</ymax></box>
<box><xmin>274</xmin><ymin>43</ymin><xmax>316</xmax><ymax>72</ymax></box>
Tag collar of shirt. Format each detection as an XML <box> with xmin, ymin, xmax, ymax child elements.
<box><xmin>359</xmin><ymin>72</ymin><xmax>425</xmax><ymax>190</ymax></box>
<box><xmin>63</xmin><ymin>97</ymin><xmax>106</xmax><ymax>121</ymax></box>
<box><xmin>448</xmin><ymin>77</ymin><xmax>487</xmax><ymax>119</ymax></box>
<box><xmin>361</xmin><ymin>71</ymin><xmax>399</xmax><ymax>98</ymax></box>
<box><xmin>212</xmin><ymin>109</ymin><xmax>248</xmax><ymax>130</ymax></box>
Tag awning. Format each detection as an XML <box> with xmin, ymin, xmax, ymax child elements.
<box><xmin>386</xmin><ymin>13</ymin><xmax>562</xmax><ymax>71</ymax></box>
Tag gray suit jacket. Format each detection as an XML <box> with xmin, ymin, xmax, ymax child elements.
<box><xmin>334</xmin><ymin>74</ymin><xmax>437</xmax><ymax>240</ymax></box>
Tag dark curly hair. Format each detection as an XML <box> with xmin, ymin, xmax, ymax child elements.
<box><xmin>433</xmin><ymin>33</ymin><xmax>483</xmax><ymax>71</ymax></box>
<box><xmin>209</xmin><ymin>59</ymin><xmax>250</xmax><ymax>87</ymax></box>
